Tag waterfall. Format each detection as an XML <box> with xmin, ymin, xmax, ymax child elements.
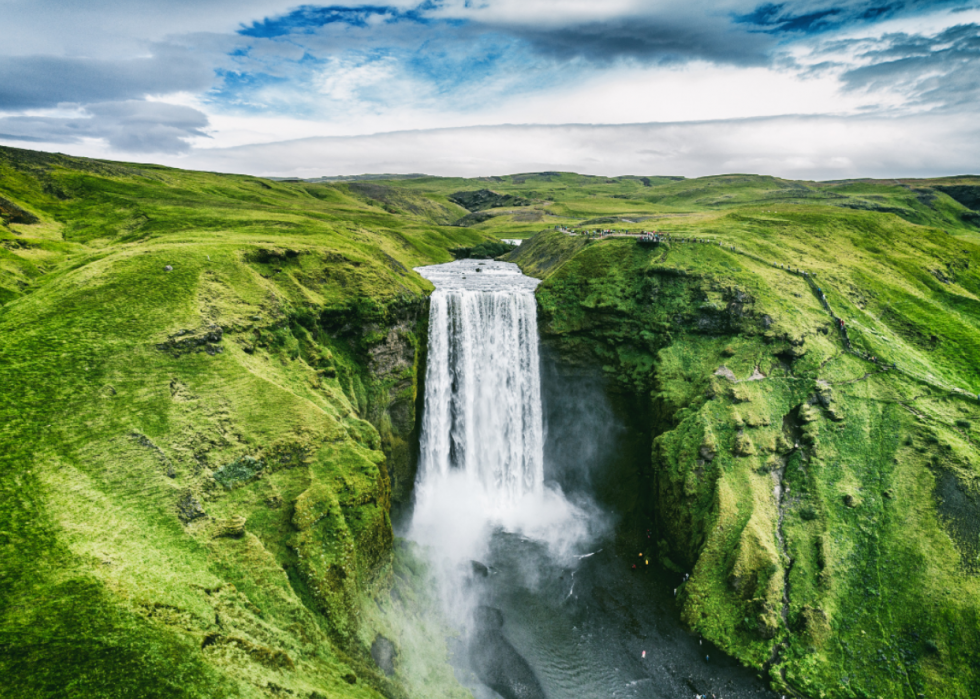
<box><xmin>419</xmin><ymin>287</ymin><xmax>544</xmax><ymax>504</ymax></box>
<box><xmin>409</xmin><ymin>258</ymin><xmax>591</xmax><ymax>640</ymax></box>
<box><xmin>414</xmin><ymin>260</ymin><xmax>544</xmax><ymax>508</ymax></box>
<box><xmin>405</xmin><ymin>260</ymin><xmax>612</xmax><ymax>699</ymax></box>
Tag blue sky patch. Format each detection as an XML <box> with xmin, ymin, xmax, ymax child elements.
<box><xmin>734</xmin><ymin>3</ymin><xmax>846</xmax><ymax>34</ymax></box>
<box><xmin>239</xmin><ymin>4</ymin><xmax>434</xmax><ymax>38</ymax></box>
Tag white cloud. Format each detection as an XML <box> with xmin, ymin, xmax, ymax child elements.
<box><xmin>479</xmin><ymin>62</ymin><xmax>874</xmax><ymax>124</ymax></box>
<box><xmin>0</xmin><ymin>1</ymin><xmax>978</xmax><ymax>177</ymax></box>
<box><xmin>0</xmin><ymin>0</ymin><xmax>302</xmax><ymax>56</ymax></box>
<box><xmin>152</xmin><ymin>115</ymin><xmax>980</xmax><ymax>180</ymax></box>
<box><xmin>316</xmin><ymin>56</ymin><xmax>404</xmax><ymax>101</ymax></box>
<box><xmin>431</xmin><ymin>0</ymin><xmax>747</xmax><ymax>27</ymax></box>
<box><xmin>0</xmin><ymin>100</ymin><xmax>209</xmax><ymax>153</ymax></box>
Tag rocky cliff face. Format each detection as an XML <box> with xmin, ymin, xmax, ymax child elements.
<box><xmin>513</xmin><ymin>227</ymin><xmax>980</xmax><ymax>699</ymax></box>
<box><xmin>0</xmin><ymin>147</ymin><xmax>487</xmax><ymax>699</ymax></box>
<box><xmin>314</xmin><ymin>295</ymin><xmax>427</xmax><ymax>508</ymax></box>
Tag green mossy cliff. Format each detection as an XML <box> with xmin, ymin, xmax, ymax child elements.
<box><xmin>512</xmin><ymin>212</ymin><xmax>980</xmax><ymax>698</ymax></box>
<box><xmin>0</xmin><ymin>146</ymin><xmax>486</xmax><ymax>698</ymax></box>
<box><xmin>5</xmin><ymin>150</ymin><xmax>980</xmax><ymax>698</ymax></box>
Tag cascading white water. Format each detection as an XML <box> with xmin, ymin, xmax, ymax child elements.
<box><xmin>401</xmin><ymin>261</ymin><xmax>772</xmax><ymax>699</ymax></box>
<box><xmin>409</xmin><ymin>260</ymin><xmax>588</xmax><ymax>603</ymax></box>
<box><xmin>417</xmin><ymin>269</ymin><xmax>544</xmax><ymax>505</ymax></box>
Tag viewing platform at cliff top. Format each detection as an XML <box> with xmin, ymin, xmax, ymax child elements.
<box><xmin>554</xmin><ymin>225</ymin><xmax>670</xmax><ymax>244</ymax></box>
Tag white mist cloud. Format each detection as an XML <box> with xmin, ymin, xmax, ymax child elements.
<box><xmin>159</xmin><ymin>114</ymin><xmax>980</xmax><ymax>180</ymax></box>
<box><xmin>0</xmin><ymin>1</ymin><xmax>978</xmax><ymax>173</ymax></box>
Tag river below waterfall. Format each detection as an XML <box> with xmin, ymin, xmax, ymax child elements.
<box><xmin>403</xmin><ymin>259</ymin><xmax>777</xmax><ymax>699</ymax></box>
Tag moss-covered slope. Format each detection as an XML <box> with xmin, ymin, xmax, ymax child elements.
<box><xmin>512</xmin><ymin>205</ymin><xmax>980</xmax><ymax>697</ymax></box>
<box><xmin>0</xmin><ymin>146</ymin><xmax>488</xmax><ymax>698</ymax></box>
<box><xmin>4</xmin><ymin>147</ymin><xmax>980</xmax><ymax>699</ymax></box>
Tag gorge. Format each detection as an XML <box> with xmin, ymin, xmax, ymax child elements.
<box><xmin>404</xmin><ymin>258</ymin><xmax>777</xmax><ymax>698</ymax></box>
<box><xmin>2</xmin><ymin>148</ymin><xmax>980</xmax><ymax>699</ymax></box>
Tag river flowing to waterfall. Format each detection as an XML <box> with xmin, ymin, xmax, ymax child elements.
<box><xmin>407</xmin><ymin>259</ymin><xmax>776</xmax><ymax>699</ymax></box>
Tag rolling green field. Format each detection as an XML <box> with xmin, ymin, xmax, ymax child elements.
<box><xmin>0</xmin><ymin>146</ymin><xmax>488</xmax><ymax>699</ymax></box>
<box><xmin>3</xmin><ymin>145</ymin><xmax>980</xmax><ymax>698</ymax></box>
<box><xmin>506</xmin><ymin>183</ymin><xmax>980</xmax><ymax>697</ymax></box>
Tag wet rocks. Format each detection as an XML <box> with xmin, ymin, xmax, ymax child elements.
<box><xmin>371</xmin><ymin>635</ymin><xmax>397</xmax><ymax>676</ymax></box>
<box><xmin>469</xmin><ymin>606</ymin><xmax>545</xmax><ymax>699</ymax></box>
<box><xmin>474</xmin><ymin>605</ymin><xmax>503</xmax><ymax>628</ymax></box>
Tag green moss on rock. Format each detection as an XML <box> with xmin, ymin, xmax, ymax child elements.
<box><xmin>513</xmin><ymin>205</ymin><xmax>980</xmax><ymax>698</ymax></box>
<box><xmin>0</xmin><ymin>146</ymin><xmax>487</xmax><ymax>699</ymax></box>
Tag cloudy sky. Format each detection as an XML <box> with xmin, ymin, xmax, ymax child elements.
<box><xmin>1</xmin><ymin>0</ymin><xmax>979</xmax><ymax>179</ymax></box>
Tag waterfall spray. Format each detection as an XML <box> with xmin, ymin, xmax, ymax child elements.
<box><xmin>409</xmin><ymin>260</ymin><xmax>588</xmax><ymax>610</ymax></box>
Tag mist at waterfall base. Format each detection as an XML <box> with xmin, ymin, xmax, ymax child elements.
<box><xmin>409</xmin><ymin>259</ymin><xmax>604</xmax><ymax>620</ymax></box>
<box><xmin>404</xmin><ymin>260</ymin><xmax>775</xmax><ymax>699</ymax></box>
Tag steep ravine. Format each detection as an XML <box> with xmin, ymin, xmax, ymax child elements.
<box><xmin>4</xmin><ymin>148</ymin><xmax>980</xmax><ymax>699</ymax></box>
<box><xmin>508</xmin><ymin>228</ymin><xmax>980</xmax><ymax>699</ymax></box>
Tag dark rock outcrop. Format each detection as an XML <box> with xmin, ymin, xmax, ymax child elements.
<box><xmin>0</xmin><ymin>196</ymin><xmax>39</xmax><ymax>225</ymax></box>
<box><xmin>471</xmin><ymin>560</ymin><xmax>491</xmax><ymax>578</ymax></box>
<box><xmin>371</xmin><ymin>635</ymin><xmax>397</xmax><ymax>676</ymax></box>
<box><xmin>449</xmin><ymin>189</ymin><xmax>532</xmax><ymax>212</ymax></box>
<box><xmin>156</xmin><ymin>325</ymin><xmax>224</xmax><ymax>356</ymax></box>
<box><xmin>176</xmin><ymin>492</ymin><xmax>207</xmax><ymax>523</ymax></box>
<box><xmin>469</xmin><ymin>606</ymin><xmax>546</xmax><ymax>699</ymax></box>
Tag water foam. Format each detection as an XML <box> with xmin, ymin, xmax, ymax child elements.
<box><xmin>409</xmin><ymin>260</ymin><xmax>591</xmax><ymax>624</ymax></box>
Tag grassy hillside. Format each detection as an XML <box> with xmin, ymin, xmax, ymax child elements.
<box><xmin>0</xmin><ymin>146</ymin><xmax>487</xmax><ymax>699</ymax></box>
<box><xmin>3</xmin><ymin>147</ymin><xmax>980</xmax><ymax>699</ymax></box>
<box><xmin>333</xmin><ymin>170</ymin><xmax>980</xmax><ymax>246</ymax></box>
<box><xmin>510</xmin><ymin>201</ymin><xmax>980</xmax><ymax>697</ymax></box>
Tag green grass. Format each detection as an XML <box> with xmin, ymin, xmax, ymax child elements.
<box><xmin>512</xmin><ymin>211</ymin><xmax>980</xmax><ymax>697</ymax></box>
<box><xmin>0</xmin><ymin>146</ymin><xmax>487</xmax><ymax>698</ymax></box>
<box><xmin>3</xmin><ymin>145</ymin><xmax>980</xmax><ymax>698</ymax></box>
